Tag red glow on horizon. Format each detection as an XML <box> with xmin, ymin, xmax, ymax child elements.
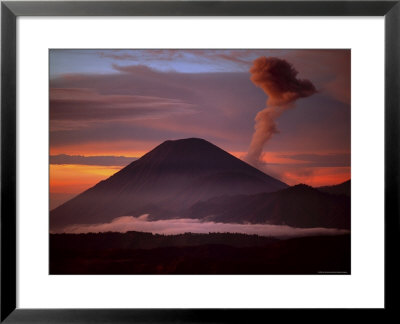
<box><xmin>49</xmin><ymin>150</ymin><xmax>350</xmax><ymax>207</ymax></box>
<box><xmin>278</xmin><ymin>167</ymin><xmax>350</xmax><ymax>187</ymax></box>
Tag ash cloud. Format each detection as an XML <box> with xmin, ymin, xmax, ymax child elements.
<box><xmin>57</xmin><ymin>214</ymin><xmax>349</xmax><ymax>238</ymax></box>
<box><xmin>246</xmin><ymin>57</ymin><xmax>317</xmax><ymax>166</ymax></box>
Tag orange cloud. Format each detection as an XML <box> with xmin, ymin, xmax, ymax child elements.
<box><xmin>267</xmin><ymin>166</ymin><xmax>350</xmax><ymax>187</ymax></box>
<box><xmin>50</xmin><ymin>164</ymin><xmax>122</xmax><ymax>194</ymax></box>
<box><xmin>232</xmin><ymin>150</ymin><xmax>350</xmax><ymax>187</ymax></box>
<box><xmin>230</xmin><ymin>151</ymin><xmax>311</xmax><ymax>165</ymax></box>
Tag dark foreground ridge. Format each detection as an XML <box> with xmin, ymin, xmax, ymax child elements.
<box><xmin>50</xmin><ymin>231</ymin><xmax>350</xmax><ymax>275</ymax></box>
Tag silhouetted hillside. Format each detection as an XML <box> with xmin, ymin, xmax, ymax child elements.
<box><xmin>50</xmin><ymin>232</ymin><xmax>350</xmax><ymax>275</ymax></box>
<box><xmin>189</xmin><ymin>184</ymin><xmax>350</xmax><ymax>229</ymax></box>
<box><xmin>50</xmin><ymin>231</ymin><xmax>277</xmax><ymax>250</ymax></box>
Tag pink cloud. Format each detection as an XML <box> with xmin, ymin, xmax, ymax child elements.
<box><xmin>58</xmin><ymin>214</ymin><xmax>349</xmax><ymax>238</ymax></box>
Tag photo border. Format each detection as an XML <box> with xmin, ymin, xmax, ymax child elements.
<box><xmin>1</xmin><ymin>1</ymin><xmax>399</xmax><ymax>322</ymax></box>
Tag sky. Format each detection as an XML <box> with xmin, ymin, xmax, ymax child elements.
<box><xmin>49</xmin><ymin>49</ymin><xmax>351</xmax><ymax>209</ymax></box>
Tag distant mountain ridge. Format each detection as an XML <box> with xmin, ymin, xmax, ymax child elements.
<box><xmin>318</xmin><ymin>180</ymin><xmax>351</xmax><ymax>197</ymax></box>
<box><xmin>50</xmin><ymin>138</ymin><xmax>288</xmax><ymax>231</ymax></box>
<box><xmin>188</xmin><ymin>183</ymin><xmax>350</xmax><ymax>229</ymax></box>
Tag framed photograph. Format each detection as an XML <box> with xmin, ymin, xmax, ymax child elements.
<box><xmin>1</xmin><ymin>0</ymin><xmax>399</xmax><ymax>322</ymax></box>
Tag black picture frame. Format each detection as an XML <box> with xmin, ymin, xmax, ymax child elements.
<box><xmin>1</xmin><ymin>1</ymin><xmax>399</xmax><ymax>322</ymax></box>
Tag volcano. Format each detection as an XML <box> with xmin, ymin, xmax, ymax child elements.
<box><xmin>50</xmin><ymin>138</ymin><xmax>288</xmax><ymax>231</ymax></box>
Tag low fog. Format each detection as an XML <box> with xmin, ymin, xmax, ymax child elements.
<box><xmin>57</xmin><ymin>214</ymin><xmax>349</xmax><ymax>238</ymax></box>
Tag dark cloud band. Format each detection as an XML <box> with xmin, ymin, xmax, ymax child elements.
<box><xmin>50</xmin><ymin>154</ymin><xmax>136</xmax><ymax>166</ymax></box>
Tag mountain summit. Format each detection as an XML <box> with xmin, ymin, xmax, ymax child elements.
<box><xmin>50</xmin><ymin>138</ymin><xmax>288</xmax><ymax>230</ymax></box>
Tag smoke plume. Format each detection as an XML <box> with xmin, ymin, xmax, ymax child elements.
<box><xmin>246</xmin><ymin>57</ymin><xmax>317</xmax><ymax>166</ymax></box>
